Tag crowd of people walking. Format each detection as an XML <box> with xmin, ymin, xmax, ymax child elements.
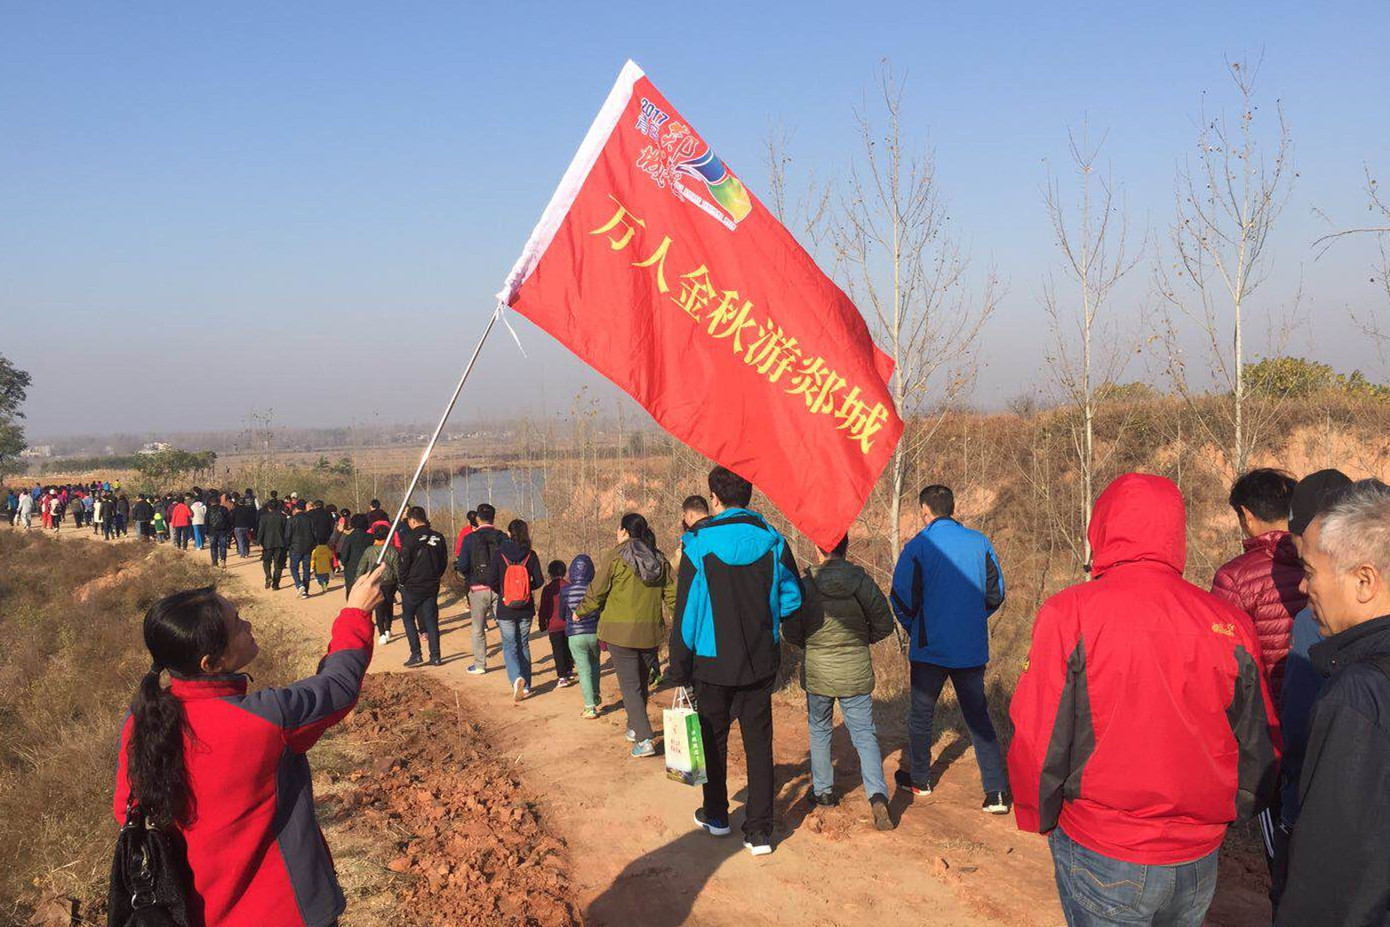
<box><xmin>9</xmin><ymin>456</ymin><xmax>1385</xmax><ymax>926</ymax></box>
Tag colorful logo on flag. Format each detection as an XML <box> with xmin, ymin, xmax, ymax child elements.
<box><xmin>635</xmin><ymin>102</ymin><xmax>752</xmax><ymax>231</ymax></box>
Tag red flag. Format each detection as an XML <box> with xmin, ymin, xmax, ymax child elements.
<box><xmin>498</xmin><ymin>60</ymin><xmax>903</xmax><ymax>549</ymax></box>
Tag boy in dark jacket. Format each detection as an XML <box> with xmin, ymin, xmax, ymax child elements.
<box><xmin>286</xmin><ymin>503</ymin><xmax>317</xmax><ymax>598</ymax></box>
<box><xmin>1276</xmin><ymin>479</ymin><xmax>1390</xmax><ymax>926</ymax></box>
<box><xmin>539</xmin><ymin>560</ymin><xmax>574</xmax><ymax>687</ymax></box>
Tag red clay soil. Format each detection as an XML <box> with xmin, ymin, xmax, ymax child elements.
<box><xmin>331</xmin><ymin>674</ymin><xmax>582</xmax><ymax>927</ymax></box>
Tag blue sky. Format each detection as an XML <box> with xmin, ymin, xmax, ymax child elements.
<box><xmin>4</xmin><ymin>1</ymin><xmax>1388</xmax><ymax>436</ymax></box>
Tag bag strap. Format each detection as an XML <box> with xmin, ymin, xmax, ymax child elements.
<box><xmin>672</xmin><ymin>686</ymin><xmax>692</xmax><ymax>710</ymax></box>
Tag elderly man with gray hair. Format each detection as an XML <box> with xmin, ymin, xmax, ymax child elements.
<box><xmin>1277</xmin><ymin>478</ymin><xmax>1390</xmax><ymax>926</ymax></box>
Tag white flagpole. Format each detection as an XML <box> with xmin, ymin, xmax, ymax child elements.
<box><xmin>375</xmin><ymin>305</ymin><xmax>502</xmax><ymax>563</ymax></box>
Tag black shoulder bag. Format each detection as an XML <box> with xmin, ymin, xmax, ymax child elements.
<box><xmin>107</xmin><ymin>801</ymin><xmax>191</xmax><ymax>927</ymax></box>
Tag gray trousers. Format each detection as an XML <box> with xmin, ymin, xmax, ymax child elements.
<box><xmin>470</xmin><ymin>587</ymin><xmax>496</xmax><ymax>668</ymax></box>
<box><xmin>609</xmin><ymin>643</ymin><xmax>658</xmax><ymax>741</ymax></box>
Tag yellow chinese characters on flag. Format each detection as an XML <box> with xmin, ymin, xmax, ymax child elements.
<box><xmin>498</xmin><ymin>61</ymin><xmax>903</xmax><ymax>549</ymax></box>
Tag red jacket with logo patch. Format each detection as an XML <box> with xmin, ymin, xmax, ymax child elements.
<box><xmin>1008</xmin><ymin>474</ymin><xmax>1280</xmax><ymax>865</ymax></box>
<box><xmin>1210</xmin><ymin>530</ymin><xmax>1305</xmax><ymax>699</ymax></box>
<box><xmin>114</xmin><ymin>608</ymin><xmax>374</xmax><ymax>927</ymax></box>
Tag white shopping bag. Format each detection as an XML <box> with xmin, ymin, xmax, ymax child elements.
<box><xmin>663</xmin><ymin>687</ymin><xmax>707</xmax><ymax>786</ymax></box>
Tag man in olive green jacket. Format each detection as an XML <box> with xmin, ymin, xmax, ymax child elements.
<box><xmin>783</xmin><ymin>534</ymin><xmax>896</xmax><ymax>830</ymax></box>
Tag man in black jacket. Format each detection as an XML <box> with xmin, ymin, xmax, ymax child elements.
<box><xmin>131</xmin><ymin>494</ymin><xmax>154</xmax><ymax>541</ymax></box>
<box><xmin>398</xmin><ymin>506</ymin><xmax>448</xmax><ymax>667</ymax></box>
<box><xmin>307</xmin><ymin>499</ymin><xmax>335</xmax><ymax>546</ymax></box>
<box><xmin>1277</xmin><ymin>479</ymin><xmax>1390</xmax><ymax>926</ymax></box>
<box><xmin>286</xmin><ymin>502</ymin><xmax>317</xmax><ymax>598</ymax></box>
<box><xmin>232</xmin><ymin>495</ymin><xmax>258</xmax><ymax>558</ymax></box>
<box><xmin>257</xmin><ymin>500</ymin><xmax>290</xmax><ymax>590</ymax></box>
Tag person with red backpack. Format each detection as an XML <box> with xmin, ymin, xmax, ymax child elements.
<box><xmin>488</xmin><ymin>518</ymin><xmax>545</xmax><ymax>701</ymax></box>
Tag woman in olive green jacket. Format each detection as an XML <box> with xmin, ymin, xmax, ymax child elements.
<box><xmin>579</xmin><ymin>513</ymin><xmax>676</xmax><ymax>756</ymax></box>
<box><xmin>782</xmin><ymin>535</ymin><xmax>896</xmax><ymax>829</ymax></box>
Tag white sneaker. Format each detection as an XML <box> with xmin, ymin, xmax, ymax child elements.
<box><xmin>743</xmin><ymin>834</ymin><xmax>773</xmax><ymax>857</ymax></box>
<box><xmin>378</xmin><ymin>632</ymin><xmax>389</xmax><ymax>645</ymax></box>
<box><xmin>513</xmin><ymin>677</ymin><xmax>526</xmax><ymax>702</ymax></box>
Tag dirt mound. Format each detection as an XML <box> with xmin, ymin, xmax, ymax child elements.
<box><xmin>333</xmin><ymin>674</ymin><xmax>583</xmax><ymax>927</ymax></box>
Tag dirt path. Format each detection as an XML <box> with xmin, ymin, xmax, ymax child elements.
<box><xmin>178</xmin><ymin>545</ymin><xmax>1060</xmax><ymax>927</ymax></box>
<box><xmin>42</xmin><ymin>526</ymin><xmax>1275</xmax><ymax>926</ymax></box>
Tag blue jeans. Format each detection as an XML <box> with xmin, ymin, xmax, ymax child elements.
<box><xmin>209</xmin><ymin>530</ymin><xmax>230</xmax><ymax>566</ymax></box>
<box><xmin>400</xmin><ymin>589</ymin><xmax>441</xmax><ymax>661</ymax></box>
<box><xmin>908</xmin><ymin>661</ymin><xmax>1007</xmax><ymax>793</ymax></box>
<box><xmin>807</xmin><ymin>692</ymin><xmax>888</xmax><ymax>801</ymax></box>
<box><xmin>497</xmin><ymin>617</ymin><xmax>533</xmax><ymax>687</ymax></box>
<box><xmin>1049</xmin><ymin>827</ymin><xmax>1217</xmax><ymax>926</ymax></box>
<box><xmin>234</xmin><ymin>527</ymin><xmax>252</xmax><ymax>557</ymax></box>
<box><xmin>289</xmin><ymin>551</ymin><xmax>312</xmax><ymax>590</ymax></box>
<box><xmin>192</xmin><ymin>524</ymin><xmax>205</xmax><ymax>549</ymax></box>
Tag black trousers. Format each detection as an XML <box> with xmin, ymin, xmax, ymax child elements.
<box><xmin>550</xmin><ymin>631</ymin><xmax>575</xmax><ymax>679</ymax></box>
<box><xmin>261</xmin><ymin>547</ymin><xmax>287</xmax><ymax>587</ymax></box>
<box><xmin>694</xmin><ymin>674</ymin><xmax>776</xmax><ymax>838</ymax></box>
<box><xmin>400</xmin><ymin>588</ymin><xmax>441</xmax><ymax>661</ymax></box>
<box><xmin>374</xmin><ymin>585</ymin><xmax>397</xmax><ymax>636</ymax></box>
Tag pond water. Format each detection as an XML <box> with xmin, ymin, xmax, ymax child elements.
<box><xmin>414</xmin><ymin>468</ymin><xmax>548</xmax><ymax>521</ymax></box>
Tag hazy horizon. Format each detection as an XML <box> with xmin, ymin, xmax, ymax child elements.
<box><xmin>5</xmin><ymin>2</ymin><xmax>1389</xmax><ymax>437</ymax></box>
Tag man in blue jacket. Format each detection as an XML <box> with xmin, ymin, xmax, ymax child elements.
<box><xmin>891</xmin><ymin>484</ymin><xmax>1009</xmax><ymax>813</ymax></box>
<box><xmin>669</xmin><ymin>466</ymin><xmax>803</xmax><ymax>858</ymax></box>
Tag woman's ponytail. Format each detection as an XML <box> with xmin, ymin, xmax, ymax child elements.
<box><xmin>127</xmin><ymin>587</ymin><xmax>228</xmax><ymax>828</ymax></box>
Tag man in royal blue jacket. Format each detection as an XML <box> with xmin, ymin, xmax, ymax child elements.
<box><xmin>669</xmin><ymin>466</ymin><xmax>803</xmax><ymax>857</ymax></box>
<box><xmin>891</xmin><ymin>484</ymin><xmax>1009</xmax><ymax>813</ymax></box>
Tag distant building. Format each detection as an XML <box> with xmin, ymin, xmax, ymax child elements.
<box><xmin>138</xmin><ymin>442</ymin><xmax>172</xmax><ymax>455</ymax></box>
<box><xmin>19</xmin><ymin>445</ymin><xmax>53</xmax><ymax>459</ymax></box>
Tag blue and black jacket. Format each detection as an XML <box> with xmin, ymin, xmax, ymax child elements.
<box><xmin>668</xmin><ymin>507</ymin><xmax>803</xmax><ymax>687</ymax></box>
<box><xmin>890</xmin><ymin>517</ymin><xmax>1004</xmax><ymax>668</ymax></box>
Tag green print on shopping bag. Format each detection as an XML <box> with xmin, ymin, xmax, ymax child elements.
<box><xmin>664</xmin><ymin>687</ymin><xmax>707</xmax><ymax>786</ymax></box>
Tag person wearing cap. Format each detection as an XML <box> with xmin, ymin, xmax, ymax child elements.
<box><xmin>1277</xmin><ymin>478</ymin><xmax>1390</xmax><ymax>925</ymax></box>
<box><xmin>1264</xmin><ymin>468</ymin><xmax>1353</xmax><ymax>910</ymax></box>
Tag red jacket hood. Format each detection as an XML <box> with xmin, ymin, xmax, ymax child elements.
<box><xmin>1089</xmin><ymin>473</ymin><xmax>1186</xmax><ymax>578</ymax></box>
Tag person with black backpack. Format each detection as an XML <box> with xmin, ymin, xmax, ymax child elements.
<box><xmin>112</xmin><ymin>567</ymin><xmax>386</xmax><ymax>927</ymax></box>
<box><xmin>455</xmin><ymin>502</ymin><xmax>506</xmax><ymax>676</ymax></box>
<box><xmin>488</xmin><ymin>518</ymin><xmax>545</xmax><ymax>701</ymax></box>
<box><xmin>206</xmin><ymin>496</ymin><xmax>233</xmax><ymax>569</ymax></box>
<box><xmin>398</xmin><ymin>506</ymin><xmax>449</xmax><ymax>668</ymax></box>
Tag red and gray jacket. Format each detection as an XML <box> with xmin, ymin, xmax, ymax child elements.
<box><xmin>1007</xmin><ymin>474</ymin><xmax>1280</xmax><ymax>865</ymax></box>
<box><xmin>114</xmin><ymin>607</ymin><xmax>374</xmax><ymax>927</ymax></box>
<box><xmin>1210</xmin><ymin>530</ymin><xmax>1306</xmax><ymax>699</ymax></box>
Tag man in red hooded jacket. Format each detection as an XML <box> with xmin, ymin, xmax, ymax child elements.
<box><xmin>1009</xmin><ymin>473</ymin><xmax>1280</xmax><ymax>926</ymax></box>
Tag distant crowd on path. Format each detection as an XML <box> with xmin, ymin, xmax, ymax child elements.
<box><xmin>47</xmin><ymin>457</ymin><xmax>1390</xmax><ymax>926</ymax></box>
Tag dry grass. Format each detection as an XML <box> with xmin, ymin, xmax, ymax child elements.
<box><xmin>0</xmin><ymin>531</ymin><xmax>311</xmax><ymax>925</ymax></box>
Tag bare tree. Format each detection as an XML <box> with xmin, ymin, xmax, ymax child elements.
<box><xmin>833</xmin><ymin>61</ymin><xmax>999</xmax><ymax>561</ymax></box>
<box><xmin>1041</xmin><ymin>122</ymin><xmax>1144</xmax><ymax>571</ymax></box>
<box><xmin>1314</xmin><ymin>165</ymin><xmax>1390</xmax><ymax>344</ymax></box>
<box><xmin>762</xmin><ymin>122</ymin><xmax>833</xmax><ymax>254</ymax></box>
<box><xmin>1157</xmin><ymin>55</ymin><xmax>1296</xmax><ymax>474</ymax></box>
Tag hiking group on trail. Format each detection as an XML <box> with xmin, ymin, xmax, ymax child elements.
<box><xmin>9</xmin><ymin>458</ymin><xmax>1389</xmax><ymax>926</ymax></box>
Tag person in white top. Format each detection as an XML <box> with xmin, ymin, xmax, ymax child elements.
<box><xmin>190</xmin><ymin>498</ymin><xmax>208</xmax><ymax>550</ymax></box>
<box><xmin>17</xmin><ymin>491</ymin><xmax>32</xmax><ymax>528</ymax></box>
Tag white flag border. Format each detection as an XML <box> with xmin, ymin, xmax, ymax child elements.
<box><xmin>495</xmin><ymin>58</ymin><xmax>646</xmax><ymax>305</ymax></box>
